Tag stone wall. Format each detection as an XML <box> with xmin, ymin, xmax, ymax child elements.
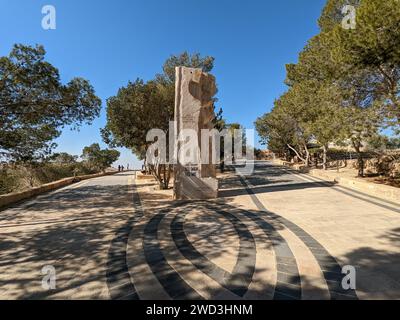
<box><xmin>0</xmin><ymin>171</ymin><xmax>117</xmax><ymax>210</ymax></box>
<box><xmin>272</xmin><ymin>159</ymin><xmax>400</xmax><ymax>203</ymax></box>
<box><xmin>308</xmin><ymin>168</ymin><xmax>400</xmax><ymax>203</ymax></box>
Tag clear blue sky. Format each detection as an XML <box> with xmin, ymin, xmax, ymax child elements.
<box><xmin>0</xmin><ymin>0</ymin><xmax>326</xmax><ymax>169</ymax></box>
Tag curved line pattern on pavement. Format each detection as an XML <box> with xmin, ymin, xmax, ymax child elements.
<box><xmin>143</xmin><ymin>211</ymin><xmax>204</xmax><ymax>300</ymax></box>
<box><xmin>284</xmin><ymin>168</ymin><xmax>400</xmax><ymax>214</ymax></box>
<box><xmin>202</xmin><ymin>202</ymin><xmax>302</xmax><ymax>300</ymax></box>
<box><xmin>171</xmin><ymin>206</ymin><xmax>257</xmax><ymax>297</ymax></box>
<box><xmin>106</xmin><ymin>183</ymin><xmax>143</xmax><ymax>300</ymax></box>
<box><xmin>107</xmin><ymin>167</ymin><xmax>359</xmax><ymax>300</ymax></box>
<box><xmin>237</xmin><ymin>174</ymin><xmax>358</xmax><ymax>300</ymax></box>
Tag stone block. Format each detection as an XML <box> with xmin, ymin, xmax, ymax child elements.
<box><xmin>173</xmin><ymin>66</ymin><xmax>218</xmax><ymax>200</ymax></box>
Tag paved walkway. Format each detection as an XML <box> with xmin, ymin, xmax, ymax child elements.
<box><xmin>124</xmin><ymin>162</ymin><xmax>400</xmax><ymax>300</ymax></box>
<box><xmin>1</xmin><ymin>163</ymin><xmax>400</xmax><ymax>299</ymax></box>
<box><xmin>0</xmin><ymin>172</ymin><xmax>135</xmax><ymax>299</ymax></box>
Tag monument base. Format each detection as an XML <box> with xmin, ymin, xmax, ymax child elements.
<box><xmin>174</xmin><ymin>176</ymin><xmax>218</xmax><ymax>200</ymax></box>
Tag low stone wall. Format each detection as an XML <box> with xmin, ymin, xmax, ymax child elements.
<box><xmin>307</xmin><ymin>169</ymin><xmax>400</xmax><ymax>203</ymax></box>
<box><xmin>273</xmin><ymin>159</ymin><xmax>306</xmax><ymax>171</ymax></box>
<box><xmin>272</xmin><ymin>159</ymin><xmax>400</xmax><ymax>203</ymax></box>
<box><xmin>273</xmin><ymin>159</ymin><xmax>298</xmax><ymax>168</ymax></box>
<box><xmin>0</xmin><ymin>171</ymin><xmax>117</xmax><ymax>210</ymax></box>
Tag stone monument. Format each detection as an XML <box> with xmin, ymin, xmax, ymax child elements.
<box><xmin>173</xmin><ymin>66</ymin><xmax>218</xmax><ymax>200</ymax></box>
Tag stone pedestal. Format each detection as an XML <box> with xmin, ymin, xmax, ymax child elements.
<box><xmin>173</xmin><ymin>66</ymin><xmax>218</xmax><ymax>200</ymax></box>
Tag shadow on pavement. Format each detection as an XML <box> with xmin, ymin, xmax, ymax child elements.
<box><xmin>0</xmin><ymin>183</ymin><xmax>134</xmax><ymax>299</ymax></box>
<box><xmin>219</xmin><ymin>181</ymin><xmax>334</xmax><ymax>198</ymax></box>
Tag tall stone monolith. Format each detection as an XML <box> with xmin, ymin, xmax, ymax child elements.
<box><xmin>173</xmin><ymin>66</ymin><xmax>218</xmax><ymax>200</ymax></box>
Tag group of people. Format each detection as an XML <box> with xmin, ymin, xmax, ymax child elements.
<box><xmin>117</xmin><ymin>164</ymin><xmax>129</xmax><ymax>172</ymax></box>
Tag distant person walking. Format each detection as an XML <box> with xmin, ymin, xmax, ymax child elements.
<box><xmin>121</xmin><ymin>165</ymin><xmax>124</xmax><ymax>172</ymax></box>
<box><xmin>118</xmin><ymin>165</ymin><xmax>121</xmax><ymax>172</ymax></box>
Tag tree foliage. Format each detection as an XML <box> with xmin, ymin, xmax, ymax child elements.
<box><xmin>331</xmin><ymin>0</ymin><xmax>400</xmax><ymax>123</ymax></box>
<box><xmin>255</xmin><ymin>0</ymin><xmax>399</xmax><ymax>176</ymax></box>
<box><xmin>0</xmin><ymin>44</ymin><xmax>102</xmax><ymax>162</ymax></box>
<box><xmin>81</xmin><ymin>143</ymin><xmax>120</xmax><ymax>172</ymax></box>
<box><xmin>102</xmin><ymin>52</ymin><xmax>219</xmax><ymax>189</ymax></box>
<box><xmin>48</xmin><ymin>152</ymin><xmax>78</xmax><ymax>164</ymax></box>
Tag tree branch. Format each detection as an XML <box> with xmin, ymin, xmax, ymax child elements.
<box><xmin>287</xmin><ymin>144</ymin><xmax>306</xmax><ymax>163</ymax></box>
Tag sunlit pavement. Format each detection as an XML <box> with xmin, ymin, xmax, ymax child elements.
<box><xmin>0</xmin><ymin>172</ymin><xmax>135</xmax><ymax>299</ymax></box>
<box><xmin>1</xmin><ymin>163</ymin><xmax>400</xmax><ymax>299</ymax></box>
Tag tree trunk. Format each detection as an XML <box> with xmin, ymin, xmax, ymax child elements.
<box><xmin>149</xmin><ymin>163</ymin><xmax>172</xmax><ymax>190</ymax></box>
<box><xmin>162</xmin><ymin>164</ymin><xmax>168</xmax><ymax>189</ymax></box>
<box><xmin>322</xmin><ymin>145</ymin><xmax>328</xmax><ymax>170</ymax></box>
<box><xmin>304</xmin><ymin>145</ymin><xmax>310</xmax><ymax>167</ymax></box>
<box><xmin>352</xmin><ymin>141</ymin><xmax>364</xmax><ymax>177</ymax></box>
<box><xmin>149</xmin><ymin>163</ymin><xmax>162</xmax><ymax>188</ymax></box>
<box><xmin>166</xmin><ymin>165</ymin><xmax>172</xmax><ymax>188</ymax></box>
<box><xmin>145</xmin><ymin>157</ymin><xmax>150</xmax><ymax>174</ymax></box>
<box><xmin>287</xmin><ymin>144</ymin><xmax>306</xmax><ymax>164</ymax></box>
<box><xmin>27</xmin><ymin>163</ymin><xmax>35</xmax><ymax>187</ymax></box>
<box><xmin>357</xmin><ymin>154</ymin><xmax>364</xmax><ymax>177</ymax></box>
<box><xmin>157</xmin><ymin>163</ymin><xmax>163</xmax><ymax>189</ymax></box>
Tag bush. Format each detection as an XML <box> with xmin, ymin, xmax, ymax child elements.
<box><xmin>0</xmin><ymin>168</ymin><xmax>19</xmax><ymax>194</ymax></box>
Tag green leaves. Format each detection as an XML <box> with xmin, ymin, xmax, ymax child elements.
<box><xmin>330</xmin><ymin>0</ymin><xmax>400</xmax><ymax>122</ymax></box>
<box><xmin>161</xmin><ymin>52</ymin><xmax>215</xmax><ymax>83</ymax></box>
<box><xmin>318</xmin><ymin>0</ymin><xmax>361</xmax><ymax>32</ymax></box>
<box><xmin>103</xmin><ymin>52</ymin><xmax>217</xmax><ymax>160</ymax></box>
<box><xmin>103</xmin><ymin>79</ymin><xmax>172</xmax><ymax>160</ymax></box>
<box><xmin>81</xmin><ymin>143</ymin><xmax>120</xmax><ymax>172</ymax></box>
<box><xmin>0</xmin><ymin>44</ymin><xmax>102</xmax><ymax>162</ymax></box>
<box><xmin>256</xmin><ymin>0</ymin><xmax>400</xmax><ymax>170</ymax></box>
<box><xmin>332</xmin><ymin>0</ymin><xmax>400</xmax><ymax>67</ymax></box>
